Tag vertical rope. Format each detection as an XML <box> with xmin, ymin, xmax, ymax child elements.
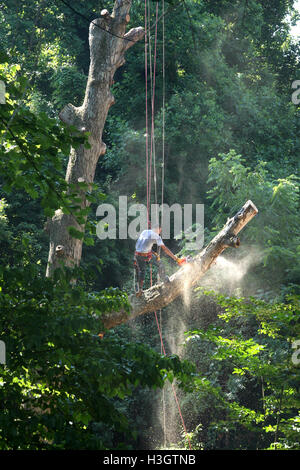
<box><xmin>147</xmin><ymin>0</ymin><xmax>152</xmax><ymax>228</ymax></box>
<box><xmin>160</xmin><ymin>309</ymin><xmax>166</xmax><ymax>448</ymax></box>
<box><xmin>152</xmin><ymin>2</ymin><xmax>159</xmax><ymax>219</ymax></box>
<box><xmin>145</xmin><ymin>0</ymin><xmax>150</xmax><ymax>228</ymax></box>
<box><xmin>153</xmin><ymin>307</ymin><xmax>192</xmax><ymax>450</ymax></box>
<box><xmin>161</xmin><ymin>1</ymin><xmax>166</xmax><ymax>447</ymax></box>
<box><xmin>149</xmin><ymin>1</ymin><xmax>159</xmax><ymax>225</ymax></box>
<box><xmin>144</xmin><ymin>1</ymin><xmax>192</xmax><ymax>451</ymax></box>
<box><xmin>161</xmin><ymin>0</ymin><xmax>165</xmax><ymax>227</ymax></box>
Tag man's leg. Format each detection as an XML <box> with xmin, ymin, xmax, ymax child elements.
<box><xmin>133</xmin><ymin>257</ymin><xmax>140</xmax><ymax>294</ymax></box>
<box><xmin>135</xmin><ymin>256</ymin><xmax>146</xmax><ymax>296</ymax></box>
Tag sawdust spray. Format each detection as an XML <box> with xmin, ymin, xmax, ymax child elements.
<box><xmin>152</xmin><ymin>245</ymin><xmax>263</xmax><ymax>449</ymax></box>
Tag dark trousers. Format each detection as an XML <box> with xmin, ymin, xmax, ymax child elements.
<box><xmin>134</xmin><ymin>253</ymin><xmax>165</xmax><ymax>288</ymax></box>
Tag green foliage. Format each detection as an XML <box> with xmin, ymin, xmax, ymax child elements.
<box><xmin>0</xmin><ymin>60</ymin><xmax>88</xmax><ymax>218</ymax></box>
<box><xmin>0</xmin><ymin>262</ymin><xmax>195</xmax><ymax>449</ymax></box>
<box><xmin>0</xmin><ymin>0</ymin><xmax>299</xmax><ymax>451</ymax></box>
<box><xmin>51</xmin><ymin>65</ymin><xmax>86</xmax><ymax>110</ymax></box>
<box><xmin>0</xmin><ymin>48</ymin><xmax>196</xmax><ymax>450</ymax></box>
<box><xmin>207</xmin><ymin>150</ymin><xmax>300</xmax><ymax>291</ymax></box>
<box><xmin>184</xmin><ymin>290</ymin><xmax>300</xmax><ymax>449</ymax></box>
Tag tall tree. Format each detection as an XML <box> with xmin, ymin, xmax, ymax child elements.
<box><xmin>46</xmin><ymin>0</ymin><xmax>144</xmax><ymax>276</ymax></box>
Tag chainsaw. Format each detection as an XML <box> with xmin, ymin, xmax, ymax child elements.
<box><xmin>176</xmin><ymin>255</ymin><xmax>194</xmax><ymax>265</ymax></box>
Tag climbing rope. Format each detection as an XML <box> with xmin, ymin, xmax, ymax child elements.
<box><xmin>144</xmin><ymin>0</ymin><xmax>192</xmax><ymax>451</ymax></box>
<box><xmin>151</xmin><ymin>2</ymin><xmax>159</xmax><ymax>218</ymax></box>
<box><xmin>161</xmin><ymin>0</ymin><xmax>166</xmax><ymax>448</ymax></box>
<box><xmin>145</xmin><ymin>0</ymin><xmax>150</xmax><ymax>228</ymax></box>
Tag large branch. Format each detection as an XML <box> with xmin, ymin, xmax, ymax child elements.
<box><xmin>101</xmin><ymin>200</ymin><xmax>258</xmax><ymax>330</ymax></box>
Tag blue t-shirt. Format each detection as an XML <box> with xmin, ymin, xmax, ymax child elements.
<box><xmin>135</xmin><ymin>229</ymin><xmax>164</xmax><ymax>253</ymax></box>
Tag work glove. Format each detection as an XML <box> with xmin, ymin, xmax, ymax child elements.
<box><xmin>176</xmin><ymin>257</ymin><xmax>186</xmax><ymax>266</ymax></box>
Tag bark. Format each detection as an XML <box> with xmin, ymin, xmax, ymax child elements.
<box><xmin>46</xmin><ymin>0</ymin><xmax>144</xmax><ymax>277</ymax></box>
<box><xmin>101</xmin><ymin>200</ymin><xmax>258</xmax><ymax>330</ymax></box>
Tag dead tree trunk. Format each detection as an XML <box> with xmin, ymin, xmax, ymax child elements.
<box><xmin>100</xmin><ymin>200</ymin><xmax>258</xmax><ymax>330</ymax></box>
<box><xmin>46</xmin><ymin>0</ymin><xmax>144</xmax><ymax>277</ymax></box>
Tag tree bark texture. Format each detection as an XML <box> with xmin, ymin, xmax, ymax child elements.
<box><xmin>101</xmin><ymin>200</ymin><xmax>258</xmax><ymax>330</ymax></box>
<box><xmin>46</xmin><ymin>0</ymin><xmax>144</xmax><ymax>277</ymax></box>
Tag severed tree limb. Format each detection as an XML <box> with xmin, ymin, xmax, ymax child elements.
<box><xmin>101</xmin><ymin>200</ymin><xmax>258</xmax><ymax>330</ymax></box>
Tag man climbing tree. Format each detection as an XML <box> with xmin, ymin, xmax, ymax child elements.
<box><xmin>134</xmin><ymin>223</ymin><xmax>186</xmax><ymax>296</ymax></box>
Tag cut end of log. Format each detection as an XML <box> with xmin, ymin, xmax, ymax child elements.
<box><xmin>55</xmin><ymin>245</ymin><xmax>65</xmax><ymax>258</ymax></box>
<box><xmin>59</xmin><ymin>103</ymin><xmax>75</xmax><ymax>125</ymax></box>
<box><xmin>123</xmin><ymin>27</ymin><xmax>145</xmax><ymax>51</ymax></box>
<box><xmin>101</xmin><ymin>9</ymin><xmax>111</xmax><ymax>19</ymax></box>
<box><xmin>59</xmin><ymin>103</ymin><xmax>83</xmax><ymax>130</ymax></box>
<box><xmin>230</xmin><ymin>199</ymin><xmax>259</xmax><ymax>235</ymax></box>
<box><xmin>245</xmin><ymin>199</ymin><xmax>258</xmax><ymax>215</ymax></box>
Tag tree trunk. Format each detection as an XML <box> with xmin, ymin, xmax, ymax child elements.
<box><xmin>46</xmin><ymin>0</ymin><xmax>144</xmax><ymax>277</ymax></box>
<box><xmin>100</xmin><ymin>200</ymin><xmax>258</xmax><ymax>330</ymax></box>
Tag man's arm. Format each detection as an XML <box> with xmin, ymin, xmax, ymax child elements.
<box><xmin>161</xmin><ymin>244</ymin><xmax>179</xmax><ymax>262</ymax></box>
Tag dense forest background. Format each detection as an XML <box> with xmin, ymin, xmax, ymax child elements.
<box><xmin>0</xmin><ymin>0</ymin><xmax>299</xmax><ymax>450</ymax></box>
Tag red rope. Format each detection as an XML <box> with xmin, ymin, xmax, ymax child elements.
<box><xmin>153</xmin><ymin>303</ymin><xmax>192</xmax><ymax>449</ymax></box>
<box><xmin>148</xmin><ymin>2</ymin><xmax>158</xmax><ymax>216</ymax></box>
<box><xmin>154</xmin><ymin>309</ymin><xmax>166</xmax><ymax>356</ymax></box>
<box><xmin>145</xmin><ymin>1</ymin><xmax>192</xmax><ymax>451</ymax></box>
<box><xmin>145</xmin><ymin>0</ymin><xmax>149</xmax><ymax>228</ymax></box>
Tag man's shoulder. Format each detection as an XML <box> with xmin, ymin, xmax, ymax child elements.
<box><xmin>138</xmin><ymin>229</ymin><xmax>163</xmax><ymax>242</ymax></box>
<box><xmin>139</xmin><ymin>229</ymin><xmax>157</xmax><ymax>237</ymax></box>
<box><xmin>139</xmin><ymin>229</ymin><xmax>151</xmax><ymax>238</ymax></box>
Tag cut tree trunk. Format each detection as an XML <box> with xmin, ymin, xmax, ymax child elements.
<box><xmin>46</xmin><ymin>0</ymin><xmax>144</xmax><ymax>277</ymax></box>
<box><xmin>100</xmin><ymin>200</ymin><xmax>258</xmax><ymax>330</ymax></box>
